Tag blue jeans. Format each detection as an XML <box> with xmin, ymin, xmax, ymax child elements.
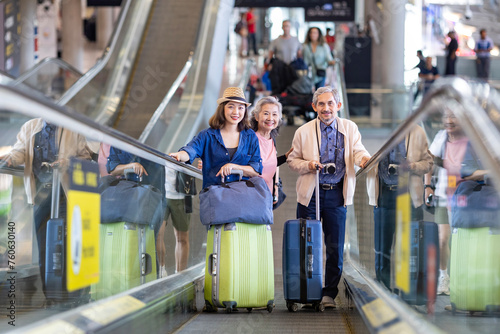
<box><xmin>315</xmin><ymin>77</ymin><xmax>326</xmax><ymax>90</ymax></box>
<box><xmin>476</xmin><ymin>57</ymin><xmax>490</xmax><ymax>80</ymax></box>
<box><xmin>297</xmin><ymin>184</ymin><xmax>346</xmax><ymax>299</ymax></box>
<box><xmin>247</xmin><ymin>33</ymin><xmax>257</xmax><ymax>55</ymax></box>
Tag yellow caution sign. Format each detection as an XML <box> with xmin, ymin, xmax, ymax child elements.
<box><xmin>81</xmin><ymin>296</ymin><xmax>145</xmax><ymax>325</ymax></box>
<box><xmin>362</xmin><ymin>298</ymin><xmax>398</xmax><ymax>328</ymax></box>
<box><xmin>66</xmin><ymin>159</ymin><xmax>100</xmax><ymax>291</ymax></box>
<box><xmin>395</xmin><ymin>173</ymin><xmax>411</xmax><ymax>293</ymax></box>
<box><xmin>379</xmin><ymin>321</ymin><xmax>416</xmax><ymax>334</ymax></box>
<box><xmin>24</xmin><ymin>320</ymin><xmax>85</xmax><ymax>334</ymax></box>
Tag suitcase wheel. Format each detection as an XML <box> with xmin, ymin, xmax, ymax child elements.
<box><xmin>247</xmin><ymin>308</ymin><xmax>252</xmax><ymax>312</ymax></box>
<box><xmin>223</xmin><ymin>301</ymin><xmax>237</xmax><ymax>313</ymax></box>
<box><xmin>451</xmin><ymin>303</ymin><xmax>456</xmax><ymax>316</ymax></box>
<box><xmin>287</xmin><ymin>302</ymin><xmax>298</xmax><ymax>312</ymax></box>
<box><xmin>204</xmin><ymin>300</ymin><xmax>216</xmax><ymax>313</ymax></box>
<box><xmin>44</xmin><ymin>299</ymin><xmax>56</xmax><ymax>309</ymax></box>
<box><xmin>267</xmin><ymin>304</ymin><xmax>274</xmax><ymax>313</ymax></box>
<box><xmin>315</xmin><ymin>302</ymin><xmax>325</xmax><ymax>312</ymax></box>
<box><xmin>486</xmin><ymin>305</ymin><xmax>500</xmax><ymax>315</ymax></box>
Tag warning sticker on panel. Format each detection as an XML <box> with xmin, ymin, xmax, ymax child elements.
<box><xmin>66</xmin><ymin>158</ymin><xmax>100</xmax><ymax>291</ymax></box>
<box><xmin>395</xmin><ymin>170</ymin><xmax>411</xmax><ymax>294</ymax></box>
<box><xmin>361</xmin><ymin>298</ymin><xmax>398</xmax><ymax>328</ymax></box>
<box><xmin>23</xmin><ymin>320</ymin><xmax>85</xmax><ymax>334</ymax></box>
<box><xmin>379</xmin><ymin>321</ymin><xmax>416</xmax><ymax>334</ymax></box>
<box><xmin>81</xmin><ymin>296</ymin><xmax>146</xmax><ymax>325</ymax></box>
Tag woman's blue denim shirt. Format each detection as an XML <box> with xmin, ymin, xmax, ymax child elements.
<box><xmin>180</xmin><ymin>128</ymin><xmax>262</xmax><ymax>189</ymax></box>
<box><xmin>106</xmin><ymin>147</ymin><xmax>165</xmax><ymax>197</ymax></box>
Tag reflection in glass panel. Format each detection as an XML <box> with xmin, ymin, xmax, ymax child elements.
<box><xmin>351</xmin><ymin>106</ymin><xmax>500</xmax><ymax>332</ymax></box>
<box><xmin>347</xmin><ymin>87</ymin><xmax>413</xmax><ymax>130</ymax></box>
<box><xmin>0</xmin><ymin>111</ymin><xmax>204</xmax><ymax>330</ymax></box>
<box><xmin>13</xmin><ymin>61</ymin><xmax>82</xmax><ymax>101</ymax></box>
<box><xmin>0</xmin><ymin>115</ymin><xmax>95</xmax><ymax>322</ymax></box>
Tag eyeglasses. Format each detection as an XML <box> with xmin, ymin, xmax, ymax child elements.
<box><xmin>442</xmin><ymin>114</ymin><xmax>457</xmax><ymax>120</ymax></box>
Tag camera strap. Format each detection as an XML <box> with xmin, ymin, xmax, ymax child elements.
<box><xmin>315</xmin><ymin>118</ymin><xmax>339</xmax><ymax>165</ymax></box>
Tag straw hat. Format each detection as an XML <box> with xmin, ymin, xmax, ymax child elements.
<box><xmin>216</xmin><ymin>87</ymin><xmax>251</xmax><ymax>107</ymax></box>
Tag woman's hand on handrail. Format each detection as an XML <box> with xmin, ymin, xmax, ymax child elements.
<box><xmin>169</xmin><ymin>151</ymin><xmax>189</xmax><ymax>163</ymax></box>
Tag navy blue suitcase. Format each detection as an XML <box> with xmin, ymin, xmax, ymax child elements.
<box><xmin>283</xmin><ymin>218</ymin><xmax>323</xmax><ymax>311</ymax></box>
<box><xmin>401</xmin><ymin>221</ymin><xmax>439</xmax><ymax>305</ymax></box>
<box><xmin>45</xmin><ymin>217</ymin><xmax>65</xmax><ymax>299</ymax></box>
<box><xmin>283</xmin><ymin>169</ymin><xmax>324</xmax><ymax>312</ymax></box>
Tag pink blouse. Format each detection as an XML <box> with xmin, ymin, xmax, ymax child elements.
<box><xmin>443</xmin><ymin>137</ymin><xmax>468</xmax><ymax>202</ymax></box>
<box><xmin>256</xmin><ymin>132</ymin><xmax>277</xmax><ymax>192</ymax></box>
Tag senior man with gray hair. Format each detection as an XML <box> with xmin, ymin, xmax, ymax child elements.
<box><xmin>287</xmin><ymin>86</ymin><xmax>371</xmax><ymax>308</ymax></box>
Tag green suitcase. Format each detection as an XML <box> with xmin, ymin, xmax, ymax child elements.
<box><xmin>204</xmin><ymin>223</ymin><xmax>274</xmax><ymax>313</ymax></box>
<box><xmin>450</xmin><ymin>227</ymin><xmax>500</xmax><ymax>313</ymax></box>
<box><xmin>92</xmin><ymin>222</ymin><xmax>156</xmax><ymax>300</ymax></box>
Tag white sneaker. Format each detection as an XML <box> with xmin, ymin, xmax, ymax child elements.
<box><xmin>437</xmin><ymin>275</ymin><xmax>450</xmax><ymax>295</ymax></box>
<box><xmin>160</xmin><ymin>266</ymin><xmax>168</xmax><ymax>278</ymax></box>
<box><xmin>321</xmin><ymin>296</ymin><xmax>336</xmax><ymax>308</ymax></box>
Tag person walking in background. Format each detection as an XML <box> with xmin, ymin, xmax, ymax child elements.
<box><xmin>325</xmin><ymin>28</ymin><xmax>336</xmax><ymax>57</ymax></box>
<box><xmin>0</xmin><ymin>119</ymin><xmax>91</xmax><ymax>296</ymax></box>
<box><xmin>414</xmin><ymin>50</ymin><xmax>426</xmax><ymax>73</ymax></box>
<box><xmin>419</xmin><ymin>57</ymin><xmax>440</xmax><ymax>96</ymax></box>
<box><xmin>413</xmin><ymin>50</ymin><xmax>426</xmax><ymax>100</ymax></box>
<box><xmin>303</xmin><ymin>27</ymin><xmax>336</xmax><ymax>90</ymax></box>
<box><xmin>445</xmin><ymin>31</ymin><xmax>458</xmax><ymax>75</ymax></box>
<box><xmin>474</xmin><ymin>29</ymin><xmax>493</xmax><ymax>80</ymax></box>
<box><xmin>235</xmin><ymin>12</ymin><xmax>248</xmax><ymax>57</ymax></box>
<box><xmin>245</xmin><ymin>8</ymin><xmax>258</xmax><ymax>56</ymax></box>
<box><xmin>288</xmin><ymin>86</ymin><xmax>370</xmax><ymax>308</ymax></box>
<box><xmin>268</xmin><ymin>20</ymin><xmax>302</xmax><ymax>65</ymax></box>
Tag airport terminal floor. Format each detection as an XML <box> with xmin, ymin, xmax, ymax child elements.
<box><xmin>2</xmin><ymin>2</ymin><xmax>500</xmax><ymax>333</ymax></box>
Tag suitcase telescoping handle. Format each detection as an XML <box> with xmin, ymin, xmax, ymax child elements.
<box><xmin>208</xmin><ymin>253</ymin><xmax>217</xmax><ymax>276</ymax></box>
<box><xmin>50</xmin><ymin>163</ymin><xmax>61</xmax><ymax>220</ymax></box>
<box><xmin>221</xmin><ymin>169</ymin><xmax>244</xmax><ymax>183</ymax></box>
<box><xmin>315</xmin><ymin>165</ymin><xmax>320</xmax><ymax>220</ymax></box>
<box><xmin>124</xmin><ymin>167</ymin><xmax>143</xmax><ymax>182</ymax></box>
<box><xmin>141</xmin><ymin>253</ymin><xmax>152</xmax><ymax>276</ymax></box>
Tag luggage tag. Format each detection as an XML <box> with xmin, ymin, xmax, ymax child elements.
<box><xmin>448</xmin><ymin>175</ymin><xmax>456</xmax><ymax>188</ymax></box>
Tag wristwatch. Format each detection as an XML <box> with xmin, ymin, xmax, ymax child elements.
<box><xmin>424</xmin><ymin>184</ymin><xmax>435</xmax><ymax>190</ymax></box>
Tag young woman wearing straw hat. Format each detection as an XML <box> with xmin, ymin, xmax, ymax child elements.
<box><xmin>169</xmin><ymin>87</ymin><xmax>262</xmax><ymax>189</ymax></box>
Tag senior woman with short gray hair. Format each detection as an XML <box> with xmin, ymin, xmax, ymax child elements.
<box><xmin>250</xmin><ymin>97</ymin><xmax>292</xmax><ymax>208</ymax></box>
